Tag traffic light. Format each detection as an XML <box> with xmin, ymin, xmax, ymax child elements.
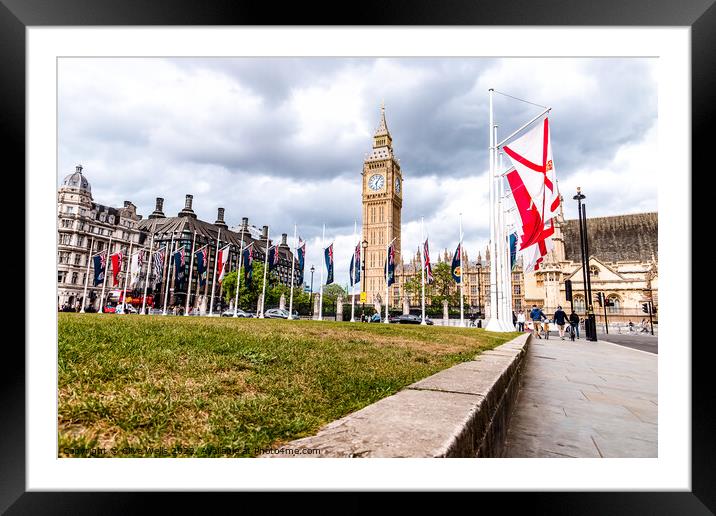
<box><xmin>642</xmin><ymin>302</ymin><xmax>650</xmax><ymax>314</ymax></box>
<box><xmin>565</xmin><ymin>279</ymin><xmax>573</xmax><ymax>301</ymax></box>
<box><xmin>595</xmin><ymin>292</ymin><xmax>604</xmax><ymax>307</ymax></box>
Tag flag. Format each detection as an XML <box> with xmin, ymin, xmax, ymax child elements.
<box><xmin>129</xmin><ymin>251</ymin><xmax>143</xmax><ymax>289</ymax></box>
<box><xmin>296</xmin><ymin>239</ymin><xmax>305</xmax><ymax>284</ymax></box>
<box><xmin>324</xmin><ymin>243</ymin><xmax>334</xmax><ymax>285</ymax></box>
<box><xmin>385</xmin><ymin>243</ymin><xmax>396</xmax><ymax>287</ymax></box>
<box><xmin>451</xmin><ymin>243</ymin><xmax>462</xmax><ymax>284</ymax></box>
<box><xmin>268</xmin><ymin>244</ymin><xmax>280</xmax><ymax>271</ymax></box>
<box><xmin>423</xmin><ymin>239</ymin><xmax>434</xmax><ymax>285</ymax></box>
<box><xmin>93</xmin><ymin>252</ymin><xmax>106</xmax><ymax>286</ymax></box>
<box><xmin>350</xmin><ymin>243</ymin><xmax>361</xmax><ymax>286</ymax></box>
<box><xmin>110</xmin><ymin>252</ymin><xmax>123</xmax><ymax>287</ymax></box>
<box><xmin>196</xmin><ymin>247</ymin><xmax>208</xmax><ymax>287</ymax></box>
<box><xmin>153</xmin><ymin>246</ymin><xmax>165</xmax><ymax>287</ymax></box>
<box><xmin>217</xmin><ymin>244</ymin><xmax>231</xmax><ymax>284</ymax></box>
<box><xmin>509</xmin><ymin>232</ymin><xmax>518</xmax><ymax>271</ymax></box>
<box><xmin>506</xmin><ymin>167</ymin><xmax>550</xmax><ymax>252</ymax></box>
<box><xmin>174</xmin><ymin>246</ymin><xmax>186</xmax><ymax>287</ymax></box>
<box><xmin>243</xmin><ymin>244</ymin><xmax>254</xmax><ymax>284</ymax></box>
<box><xmin>503</xmin><ymin>117</ymin><xmax>560</xmax><ymax>227</ymax></box>
<box><xmin>521</xmin><ymin>220</ymin><xmax>555</xmax><ymax>273</ymax></box>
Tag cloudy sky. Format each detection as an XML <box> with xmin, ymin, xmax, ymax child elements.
<box><xmin>58</xmin><ymin>57</ymin><xmax>657</xmax><ymax>289</ymax></box>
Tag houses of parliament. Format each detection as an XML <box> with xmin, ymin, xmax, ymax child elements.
<box><xmin>360</xmin><ymin>106</ymin><xmax>658</xmax><ymax>322</ymax></box>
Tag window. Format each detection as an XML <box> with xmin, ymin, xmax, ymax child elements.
<box><xmin>58</xmin><ymin>271</ymin><xmax>66</xmax><ymax>283</ymax></box>
<box><xmin>470</xmin><ymin>286</ymin><xmax>477</xmax><ymax>296</ymax></box>
<box><xmin>108</xmin><ymin>215</ymin><xmax>115</xmax><ymax>224</ymax></box>
<box><xmin>74</xmin><ymin>254</ymin><xmax>82</xmax><ymax>266</ymax></box>
<box><xmin>61</xmin><ymin>219</ymin><xmax>73</xmax><ymax>228</ymax></box>
<box><xmin>514</xmin><ymin>285</ymin><xmax>521</xmax><ymax>295</ymax></box>
<box><xmin>574</xmin><ymin>295</ymin><xmax>585</xmax><ymax>312</ymax></box>
<box><xmin>607</xmin><ymin>295</ymin><xmax>621</xmax><ymax>314</ymax></box>
<box><xmin>66</xmin><ymin>206</ymin><xmax>74</xmax><ymax>214</ymax></box>
<box><xmin>589</xmin><ymin>265</ymin><xmax>600</xmax><ymax>277</ymax></box>
<box><xmin>71</xmin><ymin>272</ymin><xmax>79</xmax><ymax>284</ymax></box>
<box><xmin>59</xmin><ymin>252</ymin><xmax>70</xmax><ymax>264</ymax></box>
<box><xmin>99</xmin><ymin>213</ymin><xmax>106</xmax><ymax>222</ymax></box>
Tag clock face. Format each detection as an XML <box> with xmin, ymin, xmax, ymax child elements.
<box><xmin>395</xmin><ymin>177</ymin><xmax>401</xmax><ymax>193</ymax></box>
<box><xmin>368</xmin><ymin>174</ymin><xmax>385</xmax><ymax>191</ymax></box>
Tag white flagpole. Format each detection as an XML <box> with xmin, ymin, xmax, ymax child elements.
<box><xmin>163</xmin><ymin>234</ymin><xmax>175</xmax><ymax>315</ymax></box>
<box><xmin>80</xmin><ymin>236</ymin><xmax>95</xmax><ymax>313</ymax></box>
<box><xmin>234</xmin><ymin>233</ymin><xmax>246</xmax><ymax>317</ymax></box>
<box><xmin>495</xmin><ymin>127</ymin><xmax>509</xmax><ymax>331</ymax></box>
<box><xmin>209</xmin><ymin>228</ymin><xmax>221</xmax><ymax>316</ymax></box>
<box><xmin>141</xmin><ymin>232</ymin><xmax>155</xmax><ymax>315</ymax></box>
<box><xmin>486</xmin><ymin>89</ymin><xmax>501</xmax><ymax>331</ymax></box>
<box><xmin>121</xmin><ymin>239</ymin><xmax>134</xmax><ymax>313</ymax></box>
<box><xmin>289</xmin><ymin>223</ymin><xmax>297</xmax><ymax>320</ymax></box>
<box><xmin>184</xmin><ymin>231</ymin><xmax>197</xmax><ymax>316</ymax></box>
<box><xmin>99</xmin><ymin>234</ymin><xmax>113</xmax><ymax>314</ymax></box>
<box><xmin>318</xmin><ymin>224</ymin><xmax>325</xmax><ymax>321</ymax></box>
<box><xmin>350</xmin><ymin>220</ymin><xmax>356</xmax><ymax>322</ymax></box>
<box><xmin>421</xmin><ymin>218</ymin><xmax>426</xmax><ymax>325</ymax></box>
<box><xmin>459</xmin><ymin>213</ymin><xmax>464</xmax><ymax>327</ymax></box>
<box><xmin>500</xmin><ymin>152</ymin><xmax>515</xmax><ymax>331</ymax></box>
<box><xmin>259</xmin><ymin>227</ymin><xmax>270</xmax><ymax>318</ymax></box>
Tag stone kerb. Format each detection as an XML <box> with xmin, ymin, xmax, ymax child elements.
<box><xmin>262</xmin><ymin>332</ymin><xmax>531</xmax><ymax>458</ymax></box>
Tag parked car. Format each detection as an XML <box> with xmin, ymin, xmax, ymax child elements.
<box><xmin>221</xmin><ymin>309</ymin><xmax>254</xmax><ymax>318</ymax></box>
<box><xmin>393</xmin><ymin>314</ymin><xmax>434</xmax><ymax>325</ymax></box>
<box><xmin>264</xmin><ymin>308</ymin><xmax>289</xmax><ymax>319</ymax></box>
<box><xmin>388</xmin><ymin>313</ymin><xmax>402</xmax><ymax>323</ymax></box>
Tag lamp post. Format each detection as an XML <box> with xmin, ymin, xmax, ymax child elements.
<box><xmin>476</xmin><ymin>261</ymin><xmax>482</xmax><ymax>323</ymax></box>
<box><xmin>361</xmin><ymin>239</ymin><xmax>368</xmax><ymax>321</ymax></box>
<box><xmin>309</xmin><ymin>265</ymin><xmax>315</xmax><ymax>318</ymax></box>
<box><xmin>573</xmin><ymin>187</ymin><xmax>597</xmax><ymax>341</ymax></box>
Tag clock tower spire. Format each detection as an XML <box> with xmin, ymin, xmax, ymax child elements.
<box><xmin>361</xmin><ymin>104</ymin><xmax>403</xmax><ymax>309</ymax></box>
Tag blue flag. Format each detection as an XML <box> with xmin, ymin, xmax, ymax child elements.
<box><xmin>93</xmin><ymin>253</ymin><xmax>106</xmax><ymax>286</ymax></box>
<box><xmin>353</xmin><ymin>243</ymin><xmax>361</xmax><ymax>285</ymax></box>
<box><xmin>268</xmin><ymin>245</ymin><xmax>280</xmax><ymax>271</ymax></box>
<box><xmin>173</xmin><ymin>247</ymin><xmax>186</xmax><ymax>289</ymax></box>
<box><xmin>324</xmin><ymin>243</ymin><xmax>334</xmax><ymax>285</ymax></box>
<box><xmin>243</xmin><ymin>245</ymin><xmax>254</xmax><ymax>284</ymax></box>
<box><xmin>385</xmin><ymin>243</ymin><xmax>396</xmax><ymax>287</ymax></box>
<box><xmin>451</xmin><ymin>243</ymin><xmax>462</xmax><ymax>284</ymax></box>
<box><xmin>296</xmin><ymin>240</ymin><xmax>305</xmax><ymax>284</ymax></box>
<box><xmin>195</xmin><ymin>248</ymin><xmax>208</xmax><ymax>287</ymax></box>
<box><xmin>509</xmin><ymin>232</ymin><xmax>518</xmax><ymax>271</ymax></box>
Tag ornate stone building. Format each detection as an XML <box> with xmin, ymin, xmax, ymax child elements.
<box><xmin>57</xmin><ymin>165</ymin><xmax>143</xmax><ymax>310</ymax></box>
<box><xmin>523</xmin><ymin>207</ymin><xmax>658</xmax><ymax>323</ymax></box>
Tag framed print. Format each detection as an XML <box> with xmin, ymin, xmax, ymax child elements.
<box><xmin>4</xmin><ymin>0</ymin><xmax>712</xmax><ymax>512</ymax></box>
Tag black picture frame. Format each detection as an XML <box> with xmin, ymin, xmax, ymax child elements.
<box><xmin>4</xmin><ymin>0</ymin><xmax>710</xmax><ymax>512</ymax></box>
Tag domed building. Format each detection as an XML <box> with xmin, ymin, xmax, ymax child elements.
<box><xmin>57</xmin><ymin>165</ymin><xmax>143</xmax><ymax>311</ymax></box>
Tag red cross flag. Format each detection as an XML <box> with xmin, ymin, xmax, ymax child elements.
<box><xmin>503</xmin><ymin>118</ymin><xmax>560</xmax><ymax>228</ymax></box>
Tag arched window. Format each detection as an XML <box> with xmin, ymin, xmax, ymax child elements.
<box><xmin>607</xmin><ymin>295</ymin><xmax>621</xmax><ymax>314</ymax></box>
<box><xmin>589</xmin><ymin>265</ymin><xmax>600</xmax><ymax>277</ymax></box>
<box><xmin>573</xmin><ymin>295</ymin><xmax>585</xmax><ymax>312</ymax></box>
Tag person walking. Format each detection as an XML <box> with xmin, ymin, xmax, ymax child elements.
<box><xmin>517</xmin><ymin>310</ymin><xmax>525</xmax><ymax>332</ymax></box>
<box><xmin>554</xmin><ymin>306</ymin><xmax>568</xmax><ymax>340</ymax></box>
<box><xmin>529</xmin><ymin>304</ymin><xmax>545</xmax><ymax>339</ymax></box>
<box><xmin>569</xmin><ymin>311</ymin><xmax>580</xmax><ymax>340</ymax></box>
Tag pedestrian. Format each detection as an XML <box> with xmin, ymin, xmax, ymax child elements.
<box><xmin>554</xmin><ymin>305</ymin><xmax>567</xmax><ymax>340</ymax></box>
<box><xmin>529</xmin><ymin>304</ymin><xmax>545</xmax><ymax>339</ymax></box>
<box><xmin>628</xmin><ymin>320</ymin><xmax>635</xmax><ymax>333</ymax></box>
<box><xmin>512</xmin><ymin>310</ymin><xmax>517</xmax><ymax>327</ymax></box>
<box><xmin>517</xmin><ymin>310</ymin><xmax>525</xmax><ymax>332</ymax></box>
<box><xmin>569</xmin><ymin>311</ymin><xmax>580</xmax><ymax>340</ymax></box>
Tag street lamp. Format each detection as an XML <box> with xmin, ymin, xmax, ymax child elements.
<box><xmin>573</xmin><ymin>187</ymin><xmax>597</xmax><ymax>341</ymax></box>
<box><xmin>476</xmin><ymin>261</ymin><xmax>482</xmax><ymax>322</ymax></box>
<box><xmin>361</xmin><ymin>239</ymin><xmax>368</xmax><ymax>321</ymax></box>
<box><xmin>309</xmin><ymin>265</ymin><xmax>315</xmax><ymax>318</ymax></box>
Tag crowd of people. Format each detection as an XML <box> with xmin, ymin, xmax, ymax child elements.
<box><xmin>513</xmin><ymin>305</ymin><xmax>581</xmax><ymax>341</ymax></box>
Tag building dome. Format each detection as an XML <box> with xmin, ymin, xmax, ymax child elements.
<box><xmin>62</xmin><ymin>165</ymin><xmax>91</xmax><ymax>193</ymax></box>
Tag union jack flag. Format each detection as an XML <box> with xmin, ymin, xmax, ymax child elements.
<box><xmin>423</xmin><ymin>239</ymin><xmax>434</xmax><ymax>285</ymax></box>
<box><xmin>153</xmin><ymin>246</ymin><xmax>165</xmax><ymax>286</ymax></box>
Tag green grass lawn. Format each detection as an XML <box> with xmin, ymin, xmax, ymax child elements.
<box><xmin>58</xmin><ymin>313</ymin><xmax>519</xmax><ymax>457</ymax></box>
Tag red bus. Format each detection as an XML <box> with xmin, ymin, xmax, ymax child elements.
<box><xmin>103</xmin><ymin>290</ymin><xmax>154</xmax><ymax>313</ymax></box>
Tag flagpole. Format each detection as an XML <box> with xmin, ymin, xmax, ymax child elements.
<box><xmin>500</xmin><ymin>151</ymin><xmax>515</xmax><ymax>331</ymax></box>
<box><xmin>421</xmin><ymin>218</ymin><xmax>426</xmax><ymax>325</ymax></box>
<box><xmin>459</xmin><ymin>213</ymin><xmax>464</xmax><ymax>327</ymax></box>
<box><xmin>209</xmin><ymin>228</ymin><xmax>221</xmax><ymax>316</ymax></box>
<box><xmin>289</xmin><ymin>223</ymin><xmax>297</xmax><ymax>320</ymax></box>
<box><xmin>184</xmin><ymin>231</ymin><xmax>197</xmax><ymax>316</ymax></box>
<box><xmin>163</xmin><ymin>234</ymin><xmax>175</xmax><ymax>315</ymax></box>
<box><xmin>79</xmin><ymin>236</ymin><xmax>95</xmax><ymax>313</ymax></box>
<box><xmin>486</xmin><ymin>88</ymin><xmax>501</xmax><ymax>331</ymax></box>
<box><xmin>141</xmin><ymin>232</ymin><xmax>155</xmax><ymax>315</ymax></box>
<box><xmin>350</xmin><ymin>220</ymin><xmax>356</xmax><ymax>323</ymax></box>
<box><xmin>234</xmin><ymin>233</ymin><xmax>245</xmax><ymax>317</ymax></box>
<box><xmin>194</xmin><ymin>244</ymin><xmax>207</xmax><ymax>316</ymax></box>
<box><xmin>384</xmin><ymin>217</ymin><xmax>389</xmax><ymax>324</ymax></box>
<box><xmin>259</xmin><ymin>226</ymin><xmax>270</xmax><ymax>318</ymax></box>
<box><xmin>495</xmin><ymin>126</ymin><xmax>509</xmax><ymax>331</ymax></box>
<box><xmin>99</xmin><ymin>234</ymin><xmax>113</xmax><ymax>314</ymax></box>
<box><xmin>121</xmin><ymin>239</ymin><xmax>133</xmax><ymax>313</ymax></box>
<box><xmin>318</xmin><ymin>224</ymin><xmax>324</xmax><ymax>321</ymax></box>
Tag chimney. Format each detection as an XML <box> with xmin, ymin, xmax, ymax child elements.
<box><xmin>214</xmin><ymin>207</ymin><xmax>228</xmax><ymax>229</ymax></box>
<box><xmin>281</xmin><ymin>233</ymin><xmax>287</xmax><ymax>246</ymax></box>
<box><xmin>124</xmin><ymin>201</ymin><xmax>131</xmax><ymax>208</ymax></box>
<box><xmin>148</xmin><ymin>197</ymin><xmax>166</xmax><ymax>219</ymax></box>
<box><xmin>241</xmin><ymin>217</ymin><xmax>249</xmax><ymax>229</ymax></box>
<box><xmin>261</xmin><ymin>225</ymin><xmax>269</xmax><ymax>240</ymax></box>
<box><xmin>76</xmin><ymin>164</ymin><xmax>83</xmax><ymax>173</ymax></box>
<box><xmin>178</xmin><ymin>194</ymin><xmax>197</xmax><ymax>218</ymax></box>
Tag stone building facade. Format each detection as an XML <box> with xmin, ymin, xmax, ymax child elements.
<box><xmin>57</xmin><ymin>165</ymin><xmax>143</xmax><ymax>310</ymax></box>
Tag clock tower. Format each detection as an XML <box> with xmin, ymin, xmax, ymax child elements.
<box><xmin>361</xmin><ymin>104</ymin><xmax>402</xmax><ymax>307</ymax></box>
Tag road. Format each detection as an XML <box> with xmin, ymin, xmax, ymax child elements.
<box><xmin>596</xmin><ymin>333</ymin><xmax>658</xmax><ymax>354</ymax></box>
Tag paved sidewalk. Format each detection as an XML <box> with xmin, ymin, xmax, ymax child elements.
<box><xmin>503</xmin><ymin>338</ymin><xmax>657</xmax><ymax>458</ymax></box>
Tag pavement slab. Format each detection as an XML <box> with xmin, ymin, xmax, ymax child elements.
<box><xmin>503</xmin><ymin>339</ymin><xmax>657</xmax><ymax>458</ymax></box>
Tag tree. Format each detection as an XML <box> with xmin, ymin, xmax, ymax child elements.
<box><xmin>429</xmin><ymin>262</ymin><xmax>459</xmax><ymax>308</ymax></box>
<box><xmin>403</xmin><ymin>276</ymin><xmax>421</xmax><ymax>302</ymax></box>
<box><xmin>322</xmin><ymin>283</ymin><xmax>347</xmax><ymax>300</ymax></box>
<box><xmin>221</xmin><ymin>264</ymin><xmax>312</xmax><ymax>314</ymax></box>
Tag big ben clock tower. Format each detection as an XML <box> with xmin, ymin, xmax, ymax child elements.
<box><xmin>362</xmin><ymin>104</ymin><xmax>402</xmax><ymax>307</ymax></box>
